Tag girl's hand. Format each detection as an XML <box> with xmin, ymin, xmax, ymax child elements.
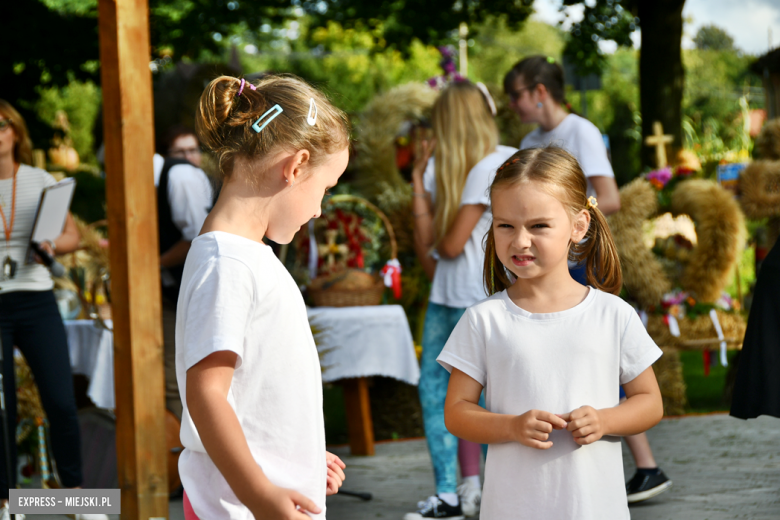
<box><xmin>512</xmin><ymin>409</ymin><xmax>568</xmax><ymax>449</ymax></box>
<box><xmin>249</xmin><ymin>483</ymin><xmax>320</xmax><ymax>520</ymax></box>
<box><xmin>412</xmin><ymin>139</ymin><xmax>436</xmax><ymax>183</ymax></box>
<box><xmin>559</xmin><ymin>405</ymin><xmax>605</xmax><ymax>445</ymax></box>
<box><xmin>325</xmin><ymin>451</ymin><xmax>346</xmax><ymax>496</ymax></box>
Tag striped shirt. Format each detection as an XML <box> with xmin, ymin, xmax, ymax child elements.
<box><xmin>0</xmin><ymin>164</ymin><xmax>57</xmax><ymax>293</ymax></box>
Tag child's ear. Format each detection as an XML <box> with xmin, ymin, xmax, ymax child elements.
<box><xmin>284</xmin><ymin>149</ymin><xmax>311</xmax><ymax>183</ymax></box>
<box><xmin>571</xmin><ymin>209</ymin><xmax>590</xmax><ymax>242</ymax></box>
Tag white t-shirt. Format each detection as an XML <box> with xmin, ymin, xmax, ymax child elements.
<box><xmin>437</xmin><ymin>288</ymin><xmax>662</xmax><ymax>520</ymax></box>
<box><xmin>520</xmin><ymin>114</ymin><xmax>614</xmax><ymax>198</ymax></box>
<box><xmin>0</xmin><ymin>165</ymin><xmax>57</xmax><ymax>294</ymax></box>
<box><xmin>153</xmin><ymin>154</ymin><xmax>213</xmax><ymax>241</ymax></box>
<box><xmin>176</xmin><ymin>232</ymin><xmax>326</xmax><ymax>520</ymax></box>
<box><xmin>423</xmin><ymin>145</ymin><xmax>517</xmax><ymax>308</ymax></box>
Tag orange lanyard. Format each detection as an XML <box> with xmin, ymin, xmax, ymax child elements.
<box><xmin>0</xmin><ymin>166</ymin><xmax>17</xmax><ymax>243</ymax></box>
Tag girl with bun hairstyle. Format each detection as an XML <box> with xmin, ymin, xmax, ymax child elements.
<box><xmin>177</xmin><ymin>74</ymin><xmax>349</xmax><ymax>520</ymax></box>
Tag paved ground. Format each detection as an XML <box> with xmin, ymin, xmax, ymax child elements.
<box><xmin>27</xmin><ymin>413</ymin><xmax>780</xmax><ymax>519</ymax></box>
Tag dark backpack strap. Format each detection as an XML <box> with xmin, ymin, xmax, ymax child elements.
<box><xmin>157</xmin><ymin>158</ymin><xmax>189</xmax><ymax>302</ymax></box>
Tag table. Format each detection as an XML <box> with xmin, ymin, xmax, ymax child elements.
<box><xmin>64</xmin><ymin>320</ymin><xmax>115</xmax><ymax>410</ymax></box>
<box><xmin>307</xmin><ymin>305</ymin><xmax>420</xmax><ymax>456</ymax></box>
<box><xmin>65</xmin><ymin>306</ymin><xmax>421</xmax><ymax>455</ymax></box>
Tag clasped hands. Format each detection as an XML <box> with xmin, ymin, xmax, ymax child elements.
<box><xmin>511</xmin><ymin>406</ymin><xmax>605</xmax><ymax>450</ymax></box>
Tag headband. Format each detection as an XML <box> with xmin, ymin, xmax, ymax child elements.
<box><xmin>476</xmin><ymin>82</ymin><xmax>497</xmax><ymax>116</ymax></box>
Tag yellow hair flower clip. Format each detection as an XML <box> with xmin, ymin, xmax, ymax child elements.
<box><xmin>587</xmin><ymin>196</ymin><xmax>598</xmax><ymax>209</ymax></box>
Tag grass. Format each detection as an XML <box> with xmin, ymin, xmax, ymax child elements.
<box><xmin>680</xmin><ymin>349</ymin><xmax>739</xmax><ymax>414</ymax></box>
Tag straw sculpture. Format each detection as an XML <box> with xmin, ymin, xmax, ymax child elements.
<box><xmin>670</xmin><ymin>179</ymin><xmax>747</xmax><ymax>303</ymax></box>
<box><xmin>740</xmin><ymin>159</ymin><xmax>780</xmax><ymax>249</ymax></box>
<box><xmin>607</xmin><ymin>178</ymin><xmax>670</xmax><ymax>309</ymax></box>
<box><xmin>755</xmin><ymin>118</ymin><xmax>780</xmax><ymax>160</ymax></box>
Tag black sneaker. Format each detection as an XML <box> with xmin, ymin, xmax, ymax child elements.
<box><xmin>626</xmin><ymin>469</ymin><xmax>673</xmax><ymax>503</ymax></box>
<box><xmin>403</xmin><ymin>496</ymin><xmax>465</xmax><ymax>519</ymax></box>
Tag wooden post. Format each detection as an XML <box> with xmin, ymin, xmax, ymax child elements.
<box><xmin>341</xmin><ymin>378</ymin><xmax>375</xmax><ymax>456</ymax></box>
<box><xmin>98</xmin><ymin>0</ymin><xmax>168</xmax><ymax>518</ymax></box>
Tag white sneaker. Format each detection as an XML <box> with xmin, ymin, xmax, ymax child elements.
<box><xmin>457</xmin><ymin>480</ymin><xmax>482</xmax><ymax>517</ymax></box>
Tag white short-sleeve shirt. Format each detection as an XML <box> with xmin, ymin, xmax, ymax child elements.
<box><xmin>423</xmin><ymin>145</ymin><xmax>518</xmax><ymax>308</ymax></box>
<box><xmin>437</xmin><ymin>288</ymin><xmax>662</xmax><ymax>520</ymax></box>
<box><xmin>520</xmin><ymin>114</ymin><xmax>614</xmax><ymax>198</ymax></box>
<box><xmin>0</xmin><ymin>165</ymin><xmax>57</xmax><ymax>293</ymax></box>
<box><xmin>153</xmin><ymin>154</ymin><xmax>213</xmax><ymax>241</ymax></box>
<box><xmin>176</xmin><ymin>232</ymin><xmax>326</xmax><ymax>520</ymax></box>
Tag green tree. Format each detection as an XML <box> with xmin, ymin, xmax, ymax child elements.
<box><xmin>693</xmin><ymin>24</ymin><xmax>736</xmax><ymax>51</ymax></box>
<box><xmin>304</xmin><ymin>0</ymin><xmax>534</xmax><ymax>50</ymax></box>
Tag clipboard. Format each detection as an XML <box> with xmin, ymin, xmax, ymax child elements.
<box><xmin>25</xmin><ymin>177</ymin><xmax>76</xmax><ymax>264</ymax></box>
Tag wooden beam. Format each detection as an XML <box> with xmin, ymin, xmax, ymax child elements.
<box><xmin>98</xmin><ymin>0</ymin><xmax>168</xmax><ymax>518</ymax></box>
<box><xmin>341</xmin><ymin>378</ymin><xmax>375</xmax><ymax>456</ymax></box>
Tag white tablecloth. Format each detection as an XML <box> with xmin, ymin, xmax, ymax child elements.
<box><xmin>307</xmin><ymin>305</ymin><xmax>420</xmax><ymax>386</ymax></box>
<box><xmin>63</xmin><ymin>305</ymin><xmax>420</xmax><ymax>409</ymax></box>
<box><xmin>64</xmin><ymin>320</ymin><xmax>115</xmax><ymax>409</ymax></box>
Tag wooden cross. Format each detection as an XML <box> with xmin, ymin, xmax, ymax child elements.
<box><xmin>645</xmin><ymin>121</ymin><xmax>674</xmax><ymax>169</ymax></box>
<box><xmin>318</xmin><ymin>229</ymin><xmax>349</xmax><ymax>269</ymax></box>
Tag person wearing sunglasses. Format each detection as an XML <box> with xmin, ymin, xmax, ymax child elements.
<box><xmin>503</xmin><ymin>57</ymin><xmax>673</xmax><ymax>505</ymax></box>
<box><xmin>0</xmin><ymin>100</ymin><xmax>104</xmax><ymax>520</ymax></box>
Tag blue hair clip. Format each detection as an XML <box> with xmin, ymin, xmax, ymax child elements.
<box><xmin>252</xmin><ymin>104</ymin><xmax>283</xmax><ymax>133</ymax></box>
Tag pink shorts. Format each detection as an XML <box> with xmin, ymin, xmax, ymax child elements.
<box><xmin>183</xmin><ymin>490</ymin><xmax>201</xmax><ymax>520</ymax></box>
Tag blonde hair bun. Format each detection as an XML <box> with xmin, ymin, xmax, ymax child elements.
<box><xmin>195</xmin><ymin>74</ymin><xmax>350</xmax><ymax>177</ymax></box>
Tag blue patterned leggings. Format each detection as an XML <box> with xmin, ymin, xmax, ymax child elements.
<box><xmin>420</xmin><ymin>302</ymin><xmax>485</xmax><ymax>495</ymax></box>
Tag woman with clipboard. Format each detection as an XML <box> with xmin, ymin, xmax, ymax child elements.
<box><xmin>0</xmin><ymin>100</ymin><xmax>94</xmax><ymax>519</ymax></box>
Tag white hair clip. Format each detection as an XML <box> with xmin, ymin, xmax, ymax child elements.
<box><xmin>307</xmin><ymin>97</ymin><xmax>318</xmax><ymax>126</ymax></box>
<box><xmin>252</xmin><ymin>104</ymin><xmax>283</xmax><ymax>133</ymax></box>
<box><xmin>476</xmin><ymin>82</ymin><xmax>497</xmax><ymax>116</ymax></box>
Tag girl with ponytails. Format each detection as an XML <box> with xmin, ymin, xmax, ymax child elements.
<box><xmin>438</xmin><ymin>147</ymin><xmax>663</xmax><ymax>519</ymax></box>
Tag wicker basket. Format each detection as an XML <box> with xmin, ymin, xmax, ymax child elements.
<box><xmin>309</xmin><ymin>280</ymin><xmax>386</xmax><ymax>307</ymax></box>
<box><xmin>307</xmin><ymin>195</ymin><xmax>398</xmax><ymax>307</ymax></box>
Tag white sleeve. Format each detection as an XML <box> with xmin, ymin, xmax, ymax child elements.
<box><xmin>437</xmin><ymin>310</ymin><xmax>487</xmax><ymax>386</ymax></box>
<box><xmin>180</xmin><ymin>257</ymin><xmax>255</xmax><ymax>370</ymax></box>
<box><xmin>619</xmin><ymin>311</ymin><xmax>663</xmax><ymax>385</ymax></box>
<box><xmin>575</xmin><ymin>121</ymin><xmax>614</xmax><ymax>179</ymax></box>
<box><xmin>461</xmin><ymin>161</ymin><xmax>494</xmax><ymax>207</ymax></box>
<box><xmin>423</xmin><ymin>157</ymin><xmax>436</xmax><ymax>199</ymax></box>
<box><xmin>167</xmin><ymin>165</ymin><xmax>213</xmax><ymax>241</ymax></box>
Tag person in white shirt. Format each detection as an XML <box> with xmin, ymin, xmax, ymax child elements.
<box><xmin>408</xmin><ymin>80</ymin><xmax>516</xmax><ymax>520</ymax></box>
<box><xmin>154</xmin><ymin>128</ymin><xmax>213</xmax><ymax>421</ymax></box>
<box><xmin>439</xmin><ymin>147</ymin><xmax>663</xmax><ymax>519</ymax></box>
<box><xmin>177</xmin><ymin>74</ymin><xmax>349</xmax><ymax>520</ymax></box>
<box><xmin>504</xmin><ymin>57</ymin><xmax>672</xmax><ymax>501</ymax></box>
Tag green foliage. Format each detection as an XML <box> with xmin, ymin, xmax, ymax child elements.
<box><xmin>681</xmin><ymin>47</ymin><xmax>762</xmax><ymax>169</ymax></box>
<box><xmin>35</xmin><ymin>80</ymin><xmax>101</xmax><ymax>164</ymax></box>
<box><xmin>467</xmin><ymin>17</ymin><xmax>566</xmax><ymax>86</ymax></box>
<box><xmin>67</xmin><ymin>170</ymin><xmax>106</xmax><ymax>224</ymax></box>
<box><xmin>561</xmin><ymin>0</ymin><xmax>638</xmax><ymax>76</ymax></box>
<box><xmin>304</xmin><ymin>0</ymin><xmax>534</xmax><ymax>51</ymax></box>
<box><xmin>693</xmin><ymin>24</ymin><xmax>736</xmax><ymax>52</ymax></box>
<box><xmin>241</xmin><ymin>21</ymin><xmax>442</xmax><ymax>114</ymax></box>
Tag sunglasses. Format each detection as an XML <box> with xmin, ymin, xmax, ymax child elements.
<box><xmin>0</xmin><ymin>119</ymin><xmax>12</xmax><ymax>131</ymax></box>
